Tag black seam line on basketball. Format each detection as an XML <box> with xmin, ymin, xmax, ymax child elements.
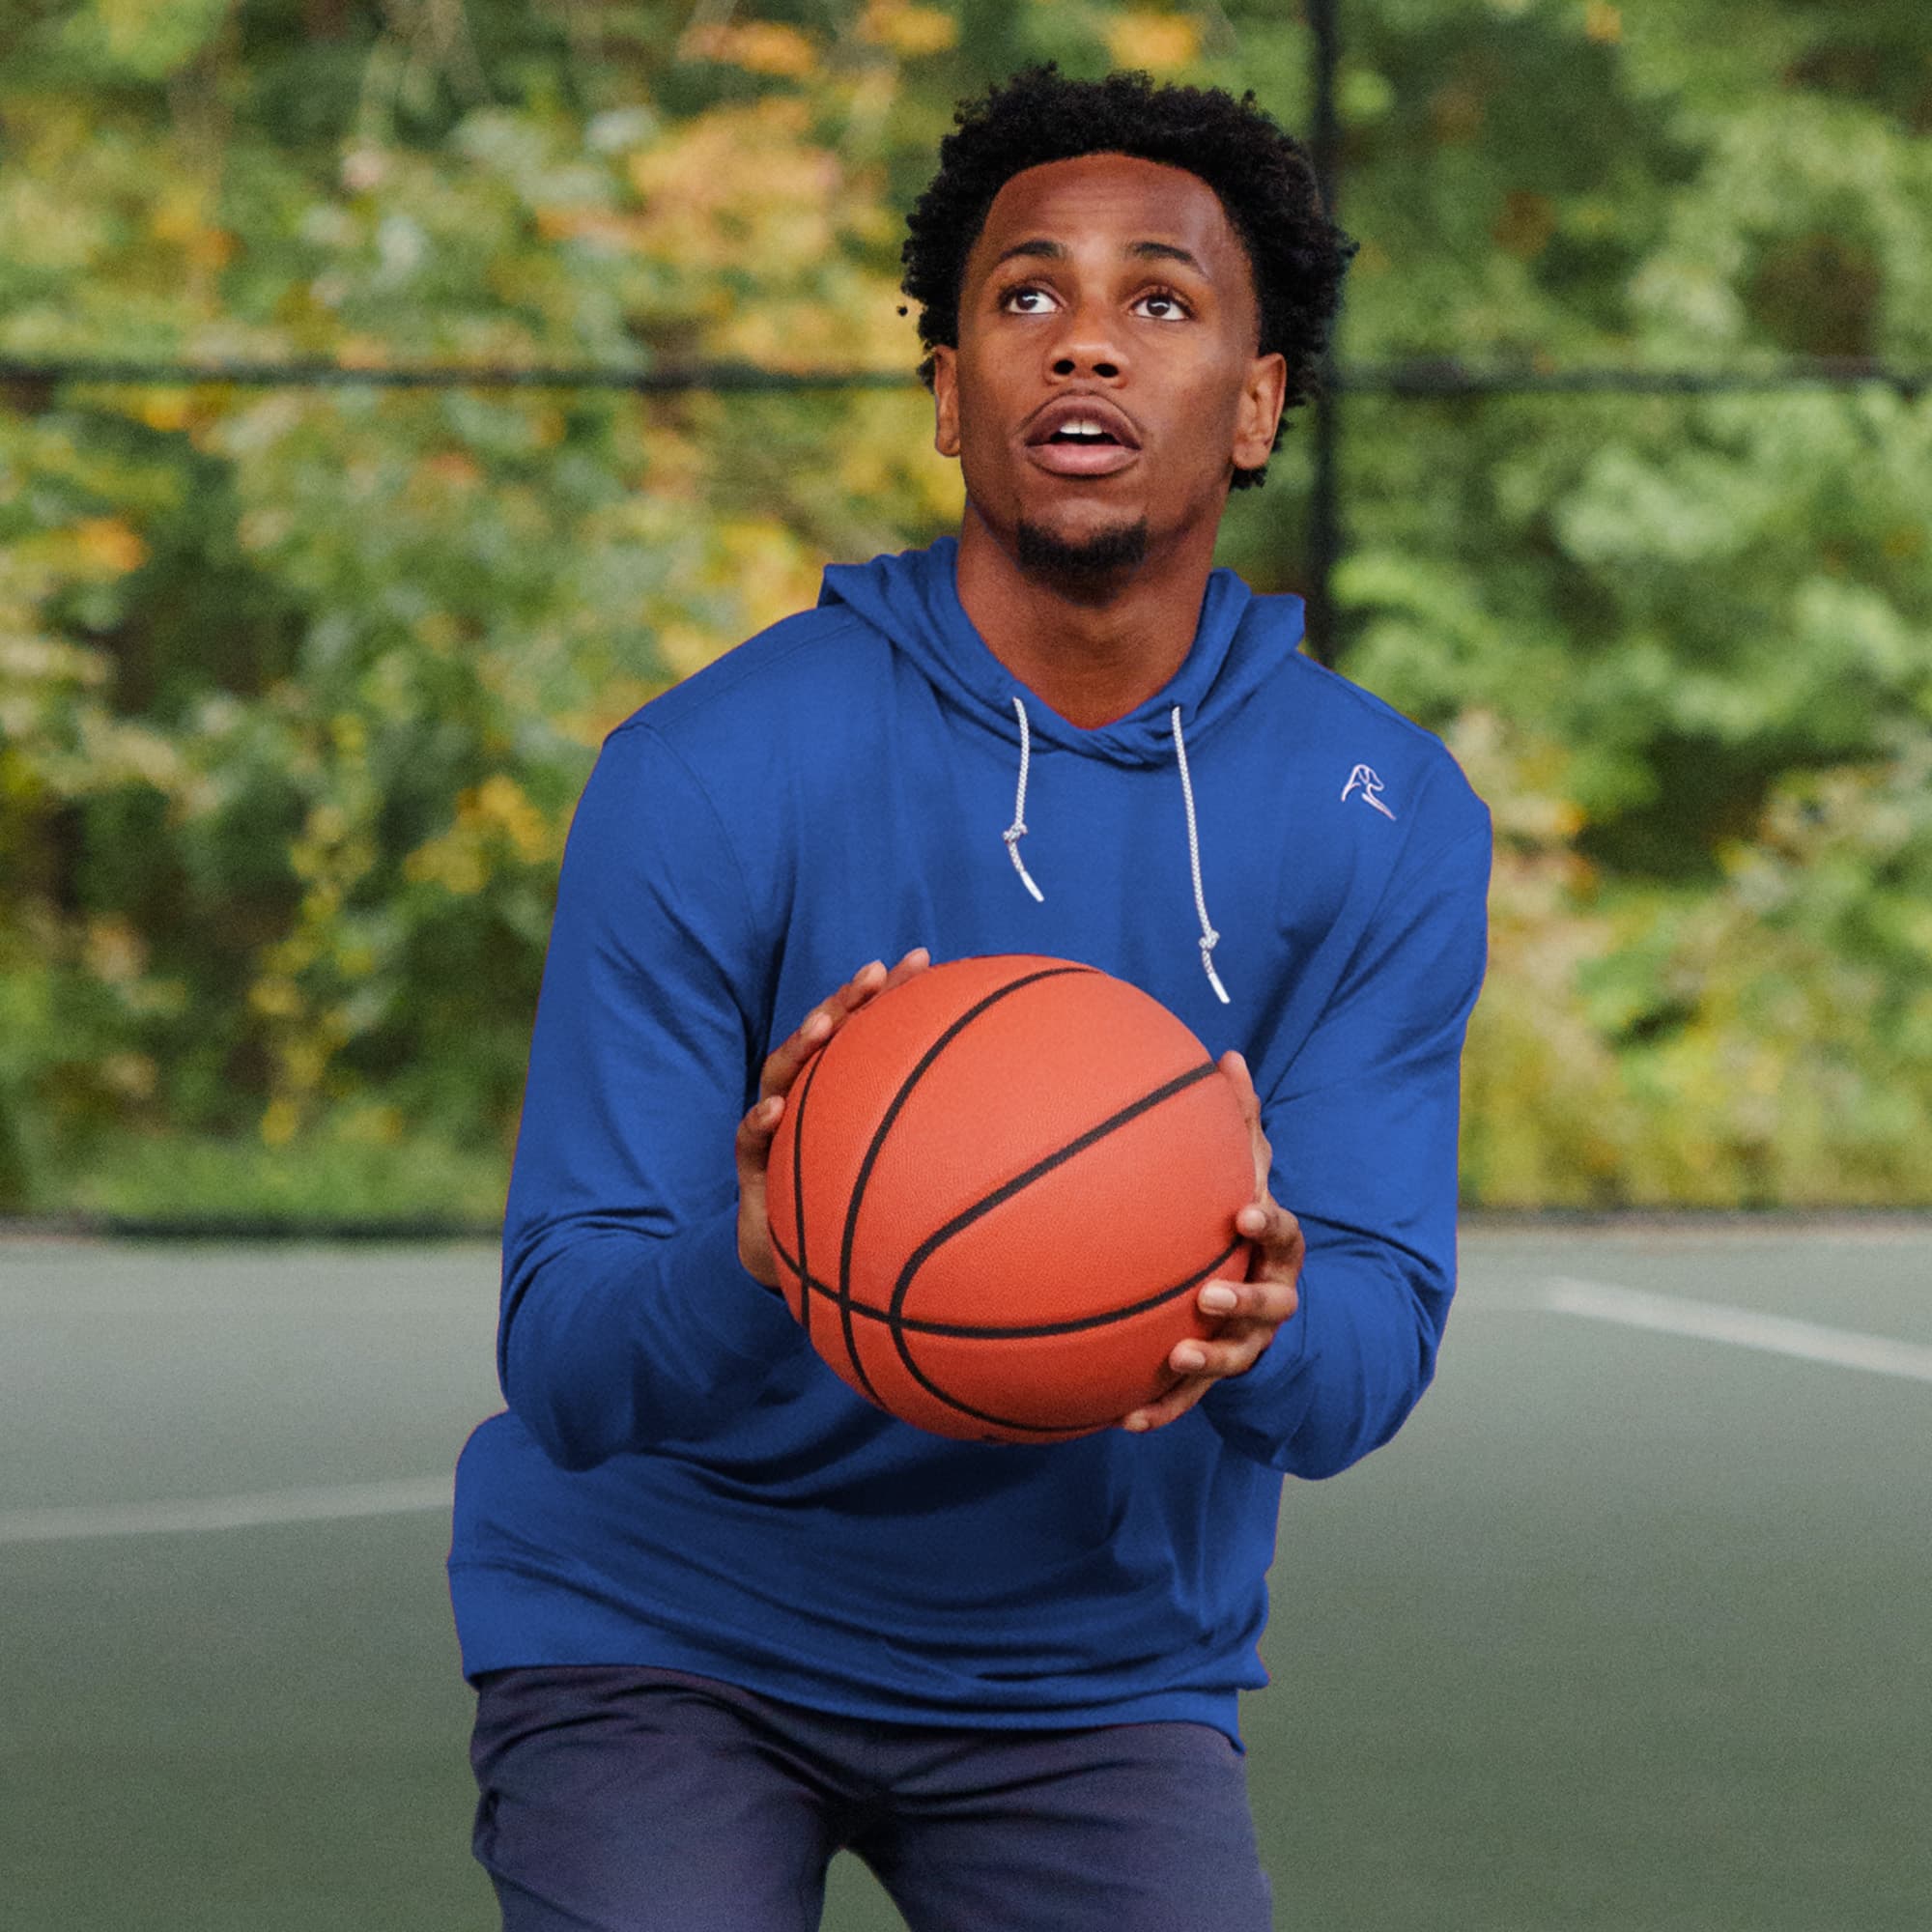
<box><xmin>766</xmin><ymin>1229</ymin><xmax>1226</xmax><ymax>1435</ymax></box>
<box><xmin>885</xmin><ymin>1059</ymin><xmax>1224</xmax><ymax>1425</ymax></box>
<box><xmin>788</xmin><ymin>1047</ymin><xmax>827</xmax><ymax>1345</ymax></box>
<box><xmin>834</xmin><ymin>964</ymin><xmax>1098</xmax><ymax>1406</ymax></box>
<box><xmin>777</xmin><ymin>1234</ymin><xmax>1243</xmax><ymax>1340</ymax></box>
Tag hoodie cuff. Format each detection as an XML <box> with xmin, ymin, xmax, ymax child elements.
<box><xmin>1197</xmin><ymin>1281</ymin><xmax>1315</xmax><ymax>1446</ymax></box>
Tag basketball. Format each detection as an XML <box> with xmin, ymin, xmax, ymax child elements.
<box><xmin>765</xmin><ymin>954</ymin><xmax>1257</xmax><ymax>1443</ymax></box>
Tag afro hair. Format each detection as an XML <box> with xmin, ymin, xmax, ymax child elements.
<box><xmin>899</xmin><ymin>64</ymin><xmax>1356</xmax><ymax>490</ymax></box>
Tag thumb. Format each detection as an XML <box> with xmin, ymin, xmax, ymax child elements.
<box><xmin>735</xmin><ymin>1094</ymin><xmax>784</xmax><ymax>1284</ymax></box>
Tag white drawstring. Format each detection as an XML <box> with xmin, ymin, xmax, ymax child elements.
<box><xmin>997</xmin><ymin>694</ymin><xmax>1231</xmax><ymax>1005</ymax></box>
<box><xmin>1171</xmin><ymin>705</ymin><xmax>1230</xmax><ymax>1004</ymax></box>
<box><xmin>1002</xmin><ymin>696</ymin><xmax>1045</xmax><ymax>902</ymax></box>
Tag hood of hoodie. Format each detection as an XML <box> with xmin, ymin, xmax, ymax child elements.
<box><xmin>817</xmin><ymin>534</ymin><xmax>1303</xmax><ymax>771</ymax></box>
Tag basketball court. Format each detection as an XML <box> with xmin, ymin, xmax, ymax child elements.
<box><xmin>5</xmin><ymin>1221</ymin><xmax>1927</xmax><ymax>1928</ymax></box>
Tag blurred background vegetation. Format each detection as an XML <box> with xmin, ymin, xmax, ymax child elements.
<box><xmin>0</xmin><ymin>0</ymin><xmax>1928</xmax><ymax>1222</ymax></box>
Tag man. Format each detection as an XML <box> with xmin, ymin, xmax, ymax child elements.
<box><xmin>450</xmin><ymin>64</ymin><xmax>1490</xmax><ymax>1932</ymax></box>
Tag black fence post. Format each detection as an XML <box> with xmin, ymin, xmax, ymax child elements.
<box><xmin>1306</xmin><ymin>0</ymin><xmax>1344</xmax><ymax>669</ymax></box>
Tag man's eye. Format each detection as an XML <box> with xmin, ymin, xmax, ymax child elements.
<box><xmin>1136</xmin><ymin>289</ymin><xmax>1190</xmax><ymax>320</ymax></box>
<box><xmin>1002</xmin><ymin>286</ymin><xmax>1054</xmax><ymax>313</ymax></box>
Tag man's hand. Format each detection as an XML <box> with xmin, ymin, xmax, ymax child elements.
<box><xmin>1121</xmin><ymin>1049</ymin><xmax>1304</xmax><ymax>1434</ymax></box>
<box><xmin>737</xmin><ymin>949</ymin><xmax>932</xmax><ymax>1289</ymax></box>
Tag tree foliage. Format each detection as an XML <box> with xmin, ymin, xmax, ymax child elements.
<box><xmin>0</xmin><ymin>0</ymin><xmax>1927</xmax><ymax>1213</ymax></box>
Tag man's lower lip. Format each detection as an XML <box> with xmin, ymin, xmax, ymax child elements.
<box><xmin>1023</xmin><ymin>441</ymin><xmax>1140</xmax><ymax>476</ymax></box>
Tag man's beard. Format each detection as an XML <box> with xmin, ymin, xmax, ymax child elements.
<box><xmin>1015</xmin><ymin>514</ymin><xmax>1150</xmax><ymax>582</ymax></box>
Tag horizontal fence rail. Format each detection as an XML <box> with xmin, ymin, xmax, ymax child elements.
<box><xmin>1</xmin><ymin>356</ymin><xmax>1927</xmax><ymax>398</ymax></box>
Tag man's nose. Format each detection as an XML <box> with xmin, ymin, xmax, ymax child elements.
<box><xmin>1047</xmin><ymin>299</ymin><xmax>1125</xmax><ymax>381</ymax></box>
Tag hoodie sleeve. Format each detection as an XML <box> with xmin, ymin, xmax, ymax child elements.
<box><xmin>497</xmin><ymin>721</ymin><xmax>802</xmax><ymax>1472</ymax></box>
<box><xmin>1199</xmin><ymin>810</ymin><xmax>1492</xmax><ymax>1476</ymax></box>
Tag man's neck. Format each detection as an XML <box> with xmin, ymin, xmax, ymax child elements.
<box><xmin>952</xmin><ymin>506</ymin><xmax>1216</xmax><ymax>730</ymax></box>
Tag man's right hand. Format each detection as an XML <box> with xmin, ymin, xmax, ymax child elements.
<box><xmin>736</xmin><ymin>948</ymin><xmax>932</xmax><ymax>1290</ymax></box>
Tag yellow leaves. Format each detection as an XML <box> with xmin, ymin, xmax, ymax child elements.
<box><xmin>706</xmin><ymin>518</ymin><xmax>824</xmax><ymax>641</ymax></box>
<box><xmin>98</xmin><ymin>1051</ymin><xmax>157</xmax><ymax>1100</ymax></box>
<box><xmin>554</xmin><ymin>674</ymin><xmax>663</xmax><ymax>750</ymax></box>
<box><xmin>657</xmin><ymin>623</ymin><xmax>722</xmax><ymax>682</ymax></box>
<box><xmin>468</xmin><ymin>773</ymin><xmax>552</xmax><ymax>863</ymax></box>
<box><xmin>1104</xmin><ymin>11</ymin><xmax>1204</xmax><ymax>73</ymax></box>
<box><xmin>140</xmin><ymin>393</ymin><xmax>193</xmax><ymax>433</ymax></box>
<box><xmin>628</xmin><ymin>98</ymin><xmax>848</xmax><ymax>284</ymax></box>
<box><xmin>84</xmin><ymin>916</ymin><xmax>147</xmax><ymax>987</ymax></box>
<box><xmin>405</xmin><ymin>773</ymin><xmax>558</xmax><ymax>895</ymax></box>
<box><xmin>714</xmin><ymin>280</ymin><xmax>910</xmax><ymax>367</ymax></box>
<box><xmin>250</xmin><ymin>976</ymin><xmax>303</xmax><ymax>1020</ymax></box>
<box><xmin>71</xmin><ymin>516</ymin><xmax>148</xmax><ymax>576</ymax></box>
<box><xmin>679</xmin><ymin>19</ymin><xmax>821</xmax><ymax>77</ymax></box>
<box><xmin>857</xmin><ymin>1</ymin><xmax>957</xmax><ymax>57</ymax></box>
<box><xmin>1583</xmin><ymin>3</ymin><xmax>1622</xmax><ymax>45</ymax></box>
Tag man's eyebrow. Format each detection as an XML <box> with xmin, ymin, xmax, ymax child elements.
<box><xmin>989</xmin><ymin>238</ymin><xmax>1210</xmax><ymax>275</ymax></box>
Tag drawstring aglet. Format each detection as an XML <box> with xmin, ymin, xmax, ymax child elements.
<box><xmin>1004</xmin><ymin>695</ymin><xmax>1046</xmax><ymax>902</ymax></box>
<box><xmin>1172</xmin><ymin>704</ymin><xmax>1232</xmax><ymax>1005</ymax></box>
<box><xmin>1003</xmin><ymin>822</ymin><xmax>1044</xmax><ymax>902</ymax></box>
<box><xmin>1199</xmin><ymin>928</ymin><xmax>1230</xmax><ymax>1005</ymax></box>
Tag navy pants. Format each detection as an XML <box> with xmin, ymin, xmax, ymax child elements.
<box><xmin>469</xmin><ymin>1664</ymin><xmax>1275</xmax><ymax>1931</ymax></box>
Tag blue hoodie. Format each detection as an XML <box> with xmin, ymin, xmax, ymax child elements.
<box><xmin>447</xmin><ymin>535</ymin><xmax>1490</xmax><ymax>1749</ymax></box>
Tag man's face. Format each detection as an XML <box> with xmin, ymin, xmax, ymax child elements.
<box><xmin>930</xmin><ymin>151</ymin><xmax>1285</xmax><ymax>579</ymax></box>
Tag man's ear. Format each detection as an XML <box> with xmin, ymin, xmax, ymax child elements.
<box><xmin>1232</xmin><ymin>351</ymin><xmax>1288</xmax><ymax>472</ymax></box>
<box><xmin>931</xmin><ymin>344</ymin><xmax>961</xmax><ymax>459</ymax></box>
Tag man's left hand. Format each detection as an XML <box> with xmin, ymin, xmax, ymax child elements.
<box><xmin>1120</xmin><ymin>1050</ymin><xmax>1305</xmax><ymax>1435</ymax></box>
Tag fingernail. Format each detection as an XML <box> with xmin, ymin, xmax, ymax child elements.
<box><xmin>1174</xmin><ymin>1346</ymin><xmax>1207</xmax><ymax>1372</ymax></box>
<box><xmin>1200</xmin><ymin>1286</ymin><xmax>1237</xmax><ymax>1313</ymax></box>
<box><xmin>1123</xmin><ymin>1415</ymin><xmax>1150</xmax><ymax>1433</ymax></box>
<box><xmin>761</xmin><ymin>1096</ymin><xmax>782</xmax><ymax>1123</ymax></box>
<box><xmin>806</xmin><ymin>1012</ymin><xmax>831</xmax><ymax>1038</ymax></box>
<box><xmin>1238</xmin><ymin>1206</ymin><xmax>1265</xmax><ymax>1234</ymax></box>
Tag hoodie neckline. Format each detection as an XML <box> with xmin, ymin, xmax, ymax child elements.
<box><xmin>927</xmin><ymin>535</ymin><xmax>1255</xmax><ymax>764</ymax></box>
<box><xmin>819</xmin><ymin>534</ymin><xmax>1292</xmax><ymax>771</ymax></box>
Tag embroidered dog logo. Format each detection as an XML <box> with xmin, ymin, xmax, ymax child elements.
<box><xmin>1341</xmin><ymin>764</ymin><xmax>1396</xmax><ymax>820</ymax></box>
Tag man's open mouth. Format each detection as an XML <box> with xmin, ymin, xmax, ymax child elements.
<box><xmin>1025</xmin><ymin>400</ymin><xmax>1141</xmax><ymax>476</ymax></box>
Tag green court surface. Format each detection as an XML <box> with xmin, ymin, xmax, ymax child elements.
<box><xmin>4</xmin><ymin>1224</ymin><xmax>1927</xmax><ymax>1930</ymax></box>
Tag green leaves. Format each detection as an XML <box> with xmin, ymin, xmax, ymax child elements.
<box><xmin>1</xmin><ymin>1</ymin><xmax>1928</xmax><ymax>1212</ymax></box>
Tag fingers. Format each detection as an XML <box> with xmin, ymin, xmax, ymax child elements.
<box><xmin>1219</xmin><ymin>1049</ymin><xmax>1274</xmax><ymax>1202</ymax></box>
<box><xmin>1220</xmin><ymin>1047</ymin><xmax>1258</xmax><ymax>1110</ymax></box>
<box><xmin>734</xmin><ymin>1094</ymin><xmax>784</xmax><ymax>1287</ymax></box>
<box><xmin>1119</xmin><ymin>1189</ymin><xmax>1306</xmax><ymax>1435</ymax></box>
<box><xmin>1196</xmin><ymin>1270</ymin><xmax>1299</xmax><ymax>1331</ymax></box>
<box><xmin>1235</xmin><ymin>1195</ymin><xmax>1304</xmax><ymax>1270</ymax></box>
<box><xmin>880</xmin><ymin>946</ymin><xmax>932</xmax><ymax>994</ymax></box>
<box><xmin>1118</xmin><ymin>1314</ymin><xmax>1278</xmax><ymax>1435</ymax></box>
<box><xmin>1121</xmin><ymin>1375</ymin><xmax>1213</xmax><ymax>1434</ymax></box>
<box><xmin>740</xmin><ymin>948</ymin><xmax>930</xmax><ymax>1290</ymax></box>
<box><xmin>759</xmin><ymin>949</ymin><xmax>930</xmax><ymax>1103</ymax></box>
<box><xmin>736</xmin><ymin>1091</ymin><xmax>785</xmax><ymax>1164</ymax></box>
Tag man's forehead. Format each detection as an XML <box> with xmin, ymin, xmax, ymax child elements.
<box><xmin>968</xmin><ymin>153</ymin><xmax>1240</xmax><ymax>274</ymax></box>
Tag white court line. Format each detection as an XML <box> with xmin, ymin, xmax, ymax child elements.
<box><xmin>1544</xmin><ymin>1276</ymin><xmax>1932</xmax><ymax>1386</ymax></box>
<box><xmin>0</xmin><ymin>1475</ymin><xmax>452</xmax><ymax>1546</ymax></box>
<box><xmin>14</xmin><ymin>1280</ymin><xmax>1925</xmax><ymax>1545</ymax></box>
